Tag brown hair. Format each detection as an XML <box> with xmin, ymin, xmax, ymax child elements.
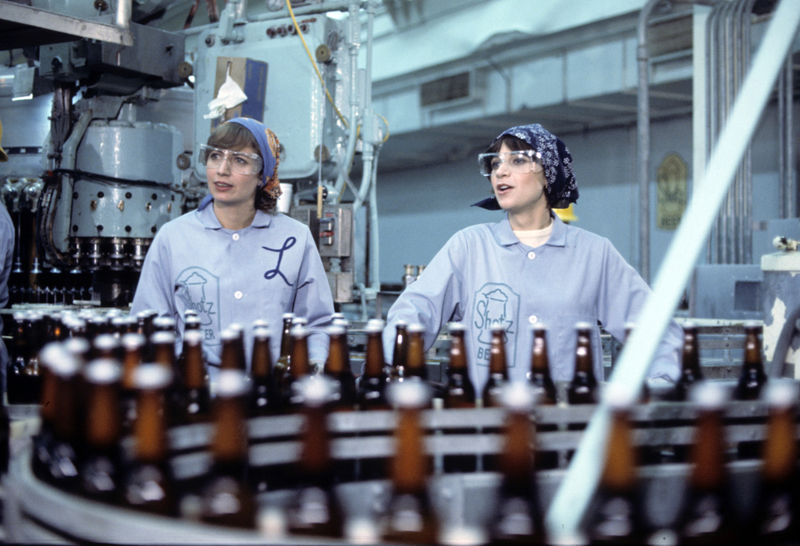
<box><xmin>206</xmin><ymin>122</ymin><xmax>280</xmax><ymax>213</ymax></box>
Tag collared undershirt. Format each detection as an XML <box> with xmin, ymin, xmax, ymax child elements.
<box><xmin>513</xmin><ymin>220</ymin><xmax>554</xmax><ymax>248</ymax></box>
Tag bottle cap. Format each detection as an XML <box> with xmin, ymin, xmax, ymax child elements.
<box><xmin>251</xmin><ymin>318</ymin><xmax>270</xmax><ymax>330</ymax></box>
<box><xmin>84</xmin><ymin>358</ymin><xmax>123</xmax><ymax>384</ymax></box>
<box><xmin>282</xmin><ymin>312</ymin><xmax>295</xmax><ymax>320</ymax></box>
<box><xmin>39</xmin><ymin>343</ymin><xmax>80</xmax><ymax>376</ymax></box>
<box><xmin>448</xmin><ymin>322</ymin><xmax>466</xmax><ymax>333</ymax></box>
<box><xmin>293</xmin><ymin>375</ymin><xmax>336</xmax><ymax>407</ymax></box>
<box><xmin>601</xmin><ymin>382</ymin><xmax>637</xmax><ymax>410</ymax></box>
<box><xmin>121</xmin><ymin>333</ymin><xmax>146</xmax><ymax>350</ymax></box>
<box><xmin>326</xmin><ymin>324</ymin><xmax>346</xmax><ymax>336</ymax></box>
<box><xmin>216</xmin><ymin>369</ymin><xmax>250</xmax><ymax>398</ymax></box>
<box><xmin>184</xmin><ymin>329</ymin><xmax>205</xmax><ymax>345</ymax></box>
<box><xmin>252</xmin><ymin>327</ymin><xmax>271</xmax><ymax>340</ymax></box>
<box><xmin>290</xmin><ymin>324</ymin><xmax>309</xmax><ymax>339</ymax></box>
<box><xmin>93</xmin><ymin>333</ymin><xmax>120</xmax><ymax>352</ymax></box>
<box><xmin>499</xmin><ymin>381</ymin><xmax>536</xmax><ymax>412</ymax></box>
<box><xmin>764</xmin><ymin>379</ymin><xmax>798</xmax><ymax>409</ymax></box>
<box><xmin>689</xmin><ymin>381</ymin><xmax>729</xmax><ymax>409</ymax></box>
<box><xmin>366</xmin><ymin>318</ymin><xmax>385</xmax><ymax>332</ymax></box>
<box><xmin>530</xmin><ymin>321</ymin><xmax>548</xmax><ymax>331</ymax></box>
<box><xmin>490</xmin><ymin>322</ymin><xmax>506</xmax><ymax>333</ymax></box>
<box><xmin>133</xmin><ymin>363</ymin><xmax>173</xmax><ymax>390</ymax></box>
<box><xmin>387</xmin><ymin>379</ymin><xmax>432</xmax><ymax>409</ymax></box>
<box><xmin>574</xmin><ymin>321</ymin><xmax>593</xmax><ymax>330</ymax></box>
<box><xmin>408</xmin><ymin>323</ymin><xmax>425</xmax><ymax>334</ymax></box>
<box><xmin>151</xmin><ymin>331</ymin><xmax>176</xmax><ymax>345</ymax></box>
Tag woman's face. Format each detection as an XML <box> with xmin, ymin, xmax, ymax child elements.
<box><xmin>206</xmin><ymin>144</ymin><xmax>262</xmax><ymax>210</ymax></box>
<box><xmin>491</xmin><ymin>142</ymin><xmax>549</xmax><ymax>217</ymax></box>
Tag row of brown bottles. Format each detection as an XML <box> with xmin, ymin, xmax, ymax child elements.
<box><xmin>584</xmin><ymin>379</ymin><xmax>800</xmax><ymax>545</ymax></box>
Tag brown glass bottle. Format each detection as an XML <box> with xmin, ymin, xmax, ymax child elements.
<box><xmin>381</xmin><ymin>381</ymin><xmax>439</xmax><ymax>544</ymax></box>
<box><xmin>6</xmin><ymin>313</ymin><xmax>29</xmax><ymax>404</ymax></box>
<box><xmin>286</xmin><ymin>375</ymin><xmax>345</xmax><ymax>538</ymax></box>
<box><xmin>481</xmin><ymin>323</ymin><xmax>509</xmax><ymax>408</ymax></box>
<box><xmin>405</xmin><ymin>323</ymin><xmax>429</xmax><ymax>382</ymax></box>
<box><xmin>219</xmin><ymin>326</ymin><xmax>246</xmax><ymax>371</ymax></box>
<box><xmin>33</xmin><ymin>344</ymin><xmax>78</xmax><ymax>483</ymax></box>
<box><xmin>179</xmin><ymin>329</ymin><xmax>211</xmax><ymax>424</ymax></box>
<box><xmin>153</xmin><ymin>316</ymin><xmax>176</xmax><ymax>334</ymax></box>
<box><xmin>528</xmin><ymin>324</ymin><xmax>557</xmax><ymax>405</ymax></box>
<box><xmin>249</xmin><ymin>326</ymin><xmax>275</xmax><ymax>416</ymax></box>
<box><xmin>136</xmin><ymin>309</ymin><xmax>157</xmax><ymax>362</ymax></box>
<box><xmin>734</xmin><ymin>322</ymin><xmax>767</xmax><ymax>401</ymax></box>
<box><xmin>444</xmin><ymin>322</ymin><xmax>476</xmax><ymax>408</ymax></box>
<box><xmin>201</xmin><ymin>369</ymin><xmax>256</xmax><ymax>528</ymax></box>
<box><xmin>672</xmin><ymin>322</ymin><xmax>704</xmax><ymax>402</ymax></box>
<box><xmin>488</xmin><ymin>382</ymin><xmax>546</xmax><ymax>545</ymax></box>
<box><xmin>676</xmin><ymin>382</ymin><xmax>738</xmax><ymax>545</ymax></box>
<box><xmin>42</xmin><ymin>339</ymin><xmax>84</xmax><ymax>491</ymax></box>
<box><xmin>358</xmin><ymin>319</ymin><xmax>391</xmax><ymax>411</ymax></box>
<box><xmin>751</xmin><ymin>380</ymin><xmax>799</xmax><ymax>543</ymax></box>
<box><xmin>79</xmin><ymin>358</ymin><xmax>124</xmax><ymax>503</ymax></box>
<box><xmin>567</xmin><ymin>323</ymin><xmax>598</xmax><ymax>405</ymax></box>
<box><xmin>122</xmin><ymin>364</ymin><xmax>179</xmax><ymax>516</ymax></box>
<box><xmin>151</xmin><ymin>331</ymin><xmax>177</xmax><ymax>371</ymax></box>
<box><xmin>92</xmin><ymin>333</ymin><xmax>122</xmax><ymax>361</ymax></box>
<box><xmin>281</xmin><ymin>324</ymin><xmax>312</xmax><ymax>411</ymax></box>
<box><xmin>272</xmin><ymin>313</ymin><xmax>294</xmax><ymax>411</ymax></box>
<box><xmin>323</xmin><ymin>324</ymin><xmax>357</xmax><ymax>411</ymax></box>
<box><xmin>120</xmin><ymin>333</ymin><xmax>146</xmax><ymax>433</ymax></box>
<box><xmin>391</xmin><ymin>320</ymin><xmax>409</xmax><ymax>381</ymax></box>
<box><xmin>585</xmin><ymin>384</ymin><xmax>648</xmax><ymax>545</ymax></box>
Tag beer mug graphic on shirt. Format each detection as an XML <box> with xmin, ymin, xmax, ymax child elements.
<box><xmin>473</xmin><ymin>284</ymin><xmax>519</xmax><ymax>358</ymax></box>
<box><xmin>177</xmin><ymin>268</ymin><xmax>219</xmax><ymax>329</ymax></box>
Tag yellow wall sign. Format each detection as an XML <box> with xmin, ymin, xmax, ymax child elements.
<box><xmin>657</xmin><ymin>153</ymin><xmax>687</xmax><ymax>230</ymax></box>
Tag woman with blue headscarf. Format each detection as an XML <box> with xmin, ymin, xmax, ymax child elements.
<box><xmin>131</xmin><ymin>118</ymin><xmax>334</xmax><ymax>383</ymax></box>
<box><xmin>383</xmin><ymin>124</ymin><xmax>682</xmax><ymax>391</ymax></box>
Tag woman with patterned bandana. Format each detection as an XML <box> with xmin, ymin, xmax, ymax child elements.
<box><xmin>383</xmin><ymin>124</ymin><xmax>682</xmax><ymax>392</ymax></box>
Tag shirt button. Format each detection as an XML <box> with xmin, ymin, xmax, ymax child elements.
<box><xmin>527</xmin><ymin>251</ymin><xmax>536</xmax><ymax>260</ymax></box>
<box><xmin>529</xmin><ymin>315</ymin><xmax>538</xmax><ymax>324</ymax></box>
<box><xmin>234</xmin><ymin>291</ymin><xmax>243</xmax><ymax>299</ymax></box>
<box><xmin>232</xmin><ymin>233</ymin><xmax>240</xmax><ymax>241</ymax></box>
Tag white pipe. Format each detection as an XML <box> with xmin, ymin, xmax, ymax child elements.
<box><xmin>116</xmin><ymin>0</ymin><xmax>131</xmax><ymax>29</ymax></box>
<box><xmin>545</xmin><ymin>0</ymin><xmax>800</xmax><ymax>539</ymax></box>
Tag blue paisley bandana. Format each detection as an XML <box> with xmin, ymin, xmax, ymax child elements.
<box><xmin>473</xmin><ymin>124</ymin><xmax>579</xmax><ymax>210</ymax></box>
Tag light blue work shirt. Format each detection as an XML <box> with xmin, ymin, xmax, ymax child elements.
<box><xmin>130</xmin><ymin>201</ymin><xmax>334</xmax><ymax>380</ymax></box>
<box><xmin>383</xmin><ymin>214</ymin><xmax>681</xmax><ymax>390</ymax></box>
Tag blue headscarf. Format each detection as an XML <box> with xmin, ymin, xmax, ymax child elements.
<box><xmin>473</xmin><ymin>124</ymin><xmax>579</xmax><ymax>210</ymax></box>
<box><xmin>227</xmin><ymin>117</ymin><xmax>276</xmax><ymax>189</ymax></box>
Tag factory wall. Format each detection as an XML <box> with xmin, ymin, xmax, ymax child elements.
<box><xmin>376</xmin><ymin>101</ymin><xmax>791</xmax><ymax>286</ymax></box>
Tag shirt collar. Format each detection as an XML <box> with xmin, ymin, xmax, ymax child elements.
<box><xmin>493</xmin><ymin>212</ymin><xmax>567</xmax><ymax>247</ymax></box>
<box><xmin>196</xmin><ymin>199</ymin><xmax>274</xmax><ymax>230</ymax></box>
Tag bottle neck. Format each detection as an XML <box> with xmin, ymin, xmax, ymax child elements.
<box><xmin>183</xmin><ymin>343</ymin><xmax>207</xmax><ymax>387</ymax></box>
<box><xmin>364</xmin><ymin>333</ymin><xmax>386</xmax><ymax>376</ymax></box>
<box><xmin>85</xmin><ymin>382</ymin><xmax>122</xmax><ymax>449</ymax></box>
<box><xmin>488</xmin><ymin>334</ymin><xmax>507</xmax><ymax>376</ymax></box>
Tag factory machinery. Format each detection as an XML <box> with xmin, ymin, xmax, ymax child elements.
<box><xmin>0</xmin><ymin>0</ymin><xmax>378</xmax><ymax>308</ymax></box>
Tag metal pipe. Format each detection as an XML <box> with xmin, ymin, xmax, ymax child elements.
<box><xmin>786</xmin><ymin>53</ymin><xmax>795</xmax><ymax>218</ymax></box>
<box><xmin>116</xmin><ymin>0</ymin><xmax>132</xmax><ymax>30</ymax></box>
<box><xmin>333</xmin><ymin>0</ymin><xmax>363</xmax><ymax>200</ymax></box>
<box><xmin>546</xmin><ymin>0</ymin><xmax>800</xmax><ymax>539</ymax></box>
<box><xmin>636</xmin><ymin>0</ymin><xmax>663</xmax><ymax>284</ymax></box>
